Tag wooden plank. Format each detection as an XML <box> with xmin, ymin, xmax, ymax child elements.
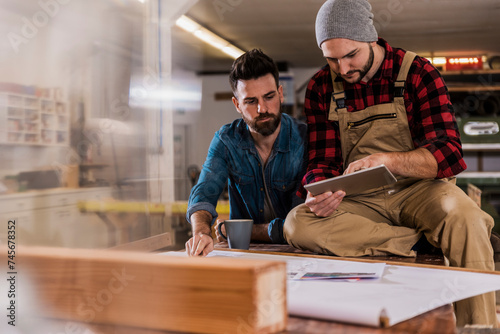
<box><xmin>108</xmin><ymin>232</ymin><xmax>172</xmax><ymax>252</ymax></box>
<box><xmin>467</xmin><ymin>183</ymin><xmax>482</xmax><ymax>208</ymax></box>
<box><xmin>18</xmin><ymin>247</ymin><xmax>287</xmax><ymax>334</ymax></box>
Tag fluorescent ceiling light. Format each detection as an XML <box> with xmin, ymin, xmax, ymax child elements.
<box><xmin>222</xmin><ymin>46</ymin><xmax>245</xmax><ymax>59</ymax></box>
<box><xmin>194</xmin><ymin>29</ymin><xmax>227</xmax><ymax>50</ymax></box>
<box><xmin>176</xmin><ymin>15</ymin><xmax>199</xmax><ymax>33</ymax></box>
<box><xmin>175</xmin><ymin>15</ymin><xmax>245</xmax><ymax>59</ymax></box>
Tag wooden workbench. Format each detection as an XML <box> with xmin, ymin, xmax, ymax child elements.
<box><xmin>214</xmin><ymin>242</ymin><xmax>447</xmax><ymax>266</ymax></box>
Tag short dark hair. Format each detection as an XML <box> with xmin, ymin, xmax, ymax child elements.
<box><xmin>229</xmin><ymin>49</ymin><xmax>280</xmax><ymax>98</ymax></box>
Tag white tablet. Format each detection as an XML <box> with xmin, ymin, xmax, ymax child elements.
<box><xmin>304</xmin><ymin>164</ymin><xmax>397</xmax><ymax>196</ymax></box>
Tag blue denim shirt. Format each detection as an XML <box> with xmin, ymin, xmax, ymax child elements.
<box><xmin>186</xmin><ymin>113</ymin><xmax>307</xmax><ymax>243</ymax></box>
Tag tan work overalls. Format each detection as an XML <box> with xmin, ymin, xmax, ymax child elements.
<box><xmin>284</xmin><ymin>51</ymin><xmax>496</xmax><ymax>326</ymax></box>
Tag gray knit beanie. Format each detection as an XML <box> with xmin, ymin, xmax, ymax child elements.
<box><xmin>315</xmin><ymin>0</ymin><xmax>378</xmax><ymax>48</ymax></box>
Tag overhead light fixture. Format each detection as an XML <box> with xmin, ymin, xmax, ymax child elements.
<box><xmin>425</xmin><ymin>57</ymin><xmax>447</xmax><ymax>66</ymax></box>
<box><xmin>431</xmin><ymin>57</ymin><xmax>447</xmax><ymax>65</ymax></box>
<box><xmin>426</xmin><ymin>56</ymin><xmax>485</xmax><ymax>71</ymax></box>
<box><xmin>447</xmin><ymin>56</ymin><xmax>483</xmax><ymax>71</ymax></box>
<box><xmin>448</xmin><ymin>57</ymin><xmax>479</xmax><ymax>65</ymax></box>
<box><xmin>175</xmin><ymin>15</ymin><xmax>245</xmax><ymax>59</ymax></box>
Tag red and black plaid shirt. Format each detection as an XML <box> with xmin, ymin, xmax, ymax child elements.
<box><xmin>301</xmin><ymin>38</ymin><xmax>466</xmax><ymax>196</ymax></box>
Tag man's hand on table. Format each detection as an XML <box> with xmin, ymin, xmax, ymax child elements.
<box><xmin>185</xmin><ymin>233</ymin><xmax>214</xmax><ymax>257</ymax></box>
<box><xmin>186</xmin><ymin>210</ymin><xmax>215</xmax><ymax>256</ymax></box>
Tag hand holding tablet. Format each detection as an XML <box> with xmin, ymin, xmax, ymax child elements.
<box><xmin>304</xmin><ymin>165</ymin><xmax>397</xmax><ymax>196</ymax></box>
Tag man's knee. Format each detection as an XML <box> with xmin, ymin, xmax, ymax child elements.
<box><xmin>283</xmin><ymin>204</ymin><xmax>307</xmax><ymax>243</ymax></box>
<box><xmin>448</xmin><ymin>206</ymin><xmax>494</xmax><ymax>236</ymax></box>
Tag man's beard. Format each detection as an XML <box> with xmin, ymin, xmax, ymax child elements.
<box><xmin>243</xmin><ymin>106</ymin><xmax>282</xmax><ymax>137</ymax></box>
<box><xmin>343</xmin><ymin>43</ymin><xmax>374</xmax><ymax>83</ymax></box>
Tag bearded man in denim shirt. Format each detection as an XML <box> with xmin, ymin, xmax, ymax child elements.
<box><xmin>185</xmin><ymin>49</ymin><xmax>307</xmax><ymax>257</ymax></box>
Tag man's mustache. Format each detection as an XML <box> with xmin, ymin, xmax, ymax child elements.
<box><xmin>345</xmin><ymin>70</ymin><xmax>360</xmax><ymax>76</ymax></box>
<box><xmin>257</xmin><ymin>113</ymin><xmax>275</xmax><ymax>120</ymax></box>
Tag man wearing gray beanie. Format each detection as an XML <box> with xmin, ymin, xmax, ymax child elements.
<box><xmin>284</xmin><ymin>0</ymin><xmax>497</xmax><ymax>328</ymax></box>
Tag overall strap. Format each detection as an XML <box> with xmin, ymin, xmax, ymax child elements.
<box><xmin>330</xmin><ymin>69</ymin><xmax>348</xmax><ymax>113</ymax></box>
<box><xmin>394</xmin><ymin>51</ymin><xmax>417</xmax><ymax>99</ymax></box>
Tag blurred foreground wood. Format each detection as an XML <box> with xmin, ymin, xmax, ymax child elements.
<box><xmin>19</xmin><ymin>246</ymin><xmax>287</xmax><ymax>334</ymax></box>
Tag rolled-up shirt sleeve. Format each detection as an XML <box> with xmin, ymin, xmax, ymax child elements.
<box><xmin>407</xmin><ymin>60</ymin><xmax>467</xmax><ymax>178</ymax></box>
<box><xmin>186</xmin><ymin>133</ymin><xmax>229</xmax><ymax>225</ymax></box>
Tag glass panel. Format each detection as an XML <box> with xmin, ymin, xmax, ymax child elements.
<box><xmin>0</xmin><ymin>0</ymin><xmax>184</xmax><ymax>251</ymax></box>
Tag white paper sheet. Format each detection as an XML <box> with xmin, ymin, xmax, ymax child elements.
<box><xmin>161</xmin><ymin>250</ymin><xmax>500</xmax><ymax>327</ymax></box>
